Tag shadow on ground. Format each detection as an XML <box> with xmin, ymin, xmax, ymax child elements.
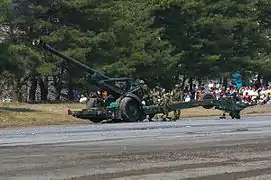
<box><xmin>0</xmin><ymin>107</ymin><xmax>39</xmax><ymax>112</ymax></box>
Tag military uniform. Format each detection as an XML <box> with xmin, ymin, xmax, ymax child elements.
<box><xmin>139</xmin><ymin>80</ymin><xmax>153</xmax><ymax>121</ymax></box>
<box><xmin>140</xmin><ymin>80</ymin><xmax>153</xmax><ymax>105</ymax></box>
<box><xmin>171</xmin><ymin>84</ymin><xmax>183</xmax><ymax>120</ymax></box>
<box><xmin>160</xmin><ymin>93</ymin><xmax>171</xmax><ymax>121</ymax></box>
<box><xmin>152</xmin><ymin>92</ymin><xmax>160</xmax><ymax>104</ymax></box>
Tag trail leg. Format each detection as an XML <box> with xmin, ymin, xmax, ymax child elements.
<box><xmin>229</xmin><ymin>111</ymin><xmax>241</xmax><ymax>119</ymax></box>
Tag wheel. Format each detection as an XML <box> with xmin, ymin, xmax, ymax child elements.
<box><xmin>201</xmin><ymin>93</ymin><xmax>216</xmax><ymax>109</ymax></box>
<box><xmin>119</xmin><ymin>97</ymin><xmax>143</xmax><ymax>122</ymax></box>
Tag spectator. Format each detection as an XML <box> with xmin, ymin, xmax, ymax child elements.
<box><xmin>73</xmin><ymin>89</ymin><xmax>79</xmax><ymax>102</ymax></box>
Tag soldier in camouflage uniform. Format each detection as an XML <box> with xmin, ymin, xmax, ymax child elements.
<box><xmin>139</xmin><ymin>80</ymin><xmax>154</xmax><ymax>121</ymax></box>
<box><xmin>152</xmin><ymin>91</ymin><xmax>160</xmax><ymax>104</ymax></box>
<box><xmin>160</xmin><ymin>92</ymin><xmax>171</xmax><ymax>121</ymax></box>
<box><xmin>171</xmin><ymin>84</ymin><xmax>183</xmax><ymax>120</ymax></box>
<box><xmin>139</xmin><ymin>80</ymin><xmax>153</xmax><ymax>105</ymax></box>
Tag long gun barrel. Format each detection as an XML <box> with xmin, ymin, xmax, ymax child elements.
<box><xmin>32</xmin><ymin>40</ymin><xmax>109</xmax><ymax>80</ymax></box>
<box><xmin>32</xmin><ymin>40</ymin><xmax>132</xmax><ymax>99</ymax></box>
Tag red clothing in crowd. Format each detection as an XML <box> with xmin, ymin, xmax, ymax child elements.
<box><xmin>243</xmin><ymin>95</ymin><xmax>251</xmax><ymax>102</ymax></box>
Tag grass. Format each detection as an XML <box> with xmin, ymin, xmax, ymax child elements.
<box><xmin>0</xmin><ymin>103</ymin><xmax>88</xmax><ymax>128</ymax></box>
<box><xmin>0</xmin><ymin>102</ymin><xmax>270</xmax><ymax>128</ymax></box>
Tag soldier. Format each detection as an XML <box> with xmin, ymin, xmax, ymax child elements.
<box><xmin>160</xmin><ymin>92</ymin><xmax>171</xmax><ymax>121</ymax></box>
<box><xmin>171</xmin><ymin>84</ymin><xmax>183</xmax><ymax>120</ymax></box>
<box><xmin>139</xmin><ymin>80</ymin><xmax>151</xmax><ymax>103</ymax></box>
<box><xmin>152</xmin><ymin>90</ymin><xmax>160</xmax><ymax>104</ymax></box>
<box><xmin>139</xmin><ymin>80</ymin><xmax>148</xmax><ymax>92</ymax></box>
<box><xmin>139</xmin><ymin>80</ymin><xmax>153</xmax><ymax>121</ymax></box>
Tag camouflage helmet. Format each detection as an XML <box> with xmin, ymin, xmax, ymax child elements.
<box><xmin>139</xmin><ymin>80</ymin><xmax>145</xmax><ymax>84</ymax></box>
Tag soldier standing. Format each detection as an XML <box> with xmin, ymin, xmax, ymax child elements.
<box><xmin>171</xmin><ymin>84</ymin><xmax>183</xmax><ymax>120</ymax></box>
<box><xmin>139</xmin><ymin>80</ymin><xmax>153</xmax><ymax>105</ymax></box>
<box><xmin>160</xmin><ymin>92</ymin><xmax>171</xmax><ymax>121</ymax></box>
<box><xmin>152</xmin><ymin>90</ymin><xmax>160</xmax><ymax>104</ymax></box>
<box><xmin>139</xmin><ymin>80</ymin><xmax>154</xmax><ymax>121</ymax></box>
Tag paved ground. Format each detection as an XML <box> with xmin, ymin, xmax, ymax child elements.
<box><xmin>1</xmin><ymin>115</ymin><xmax>271</xmax><ymax>180</ymax></box>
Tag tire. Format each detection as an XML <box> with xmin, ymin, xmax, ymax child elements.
<box><xmin>201</xmin><ymin>93</ymin><xmax>216</xmax><ymax>109</ymax></box>
<box><xmin>119</xmin><ymin>97</ymin><xmax>143</xmax><ymax>122</ymax></box>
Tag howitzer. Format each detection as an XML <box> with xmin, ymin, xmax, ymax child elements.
<box><xmin>69</xmin><ymin>93</ymin><xmax>255</xmax><ymax>121</ymax></box>
<box><xmin>32</xmin><ymin>39</ymin><xmax>154</xmax><ymax>122</ymax></box>
<box><xmin>32</xmin><ymin>40</ymin><xmax>256</xmax><ymax>122</ymax></box>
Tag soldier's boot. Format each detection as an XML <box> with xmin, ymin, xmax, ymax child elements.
<box><xmin>162</xmin><ymin>113</ymin><xmax>169</xmax><ymax>121</ymax></box>
<box><xmin>219</xmin><ymin>113</ymin><xmax>226</xmax><ymax>119</ymax></box>
<box><xmin>172</xmin><ymin>110</ymin><xmax>180</xmax><ymax>121</ymax></box>
<box><xmin>176</xmin><ymin>110</ymin><xmax>181</xmax><ymax>121</ymax></box>
<box><xmin>173</xmin><ymin>111</ymin><xmax>177</xmax><ymax>121</ymax></box>
<box><xmin>148</xmin><ymin>115</ymin><xmax>153</xmax><ymax>122</ymax></box>
<box><xmin>165</xmin><ymin>112</ymin><xmax>171</xmax><ymax>121</ymax></box>
<box><xmin>143</xmin><ymin>115</ymin><xmax>152</xmax><ymax>122</ymax></box>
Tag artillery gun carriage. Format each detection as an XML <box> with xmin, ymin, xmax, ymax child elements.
<box><xmin>32</xmin><ymin>40</ymin><xmax>255</xmax><ymax>122</ymax></box>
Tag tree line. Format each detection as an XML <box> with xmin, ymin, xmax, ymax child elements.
<box><xmin>0</xmin><ymin>0</ymin><xmax>270</xmax><ymax>102</ymax></box>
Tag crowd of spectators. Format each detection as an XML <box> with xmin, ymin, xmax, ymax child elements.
<box><xmin>76</xmin><ymin>80</ymin><xmax>271</xmax><ymax>106</ymax></box>
<box><xmin>190</xmin><ymin>82</ymin><xmax>270</xmax><ymax>104</ymax></box>
<box><xmin>150</xmin><ymin>81</ymin><xmax>271</xmax><ymax>105</ymax></box>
